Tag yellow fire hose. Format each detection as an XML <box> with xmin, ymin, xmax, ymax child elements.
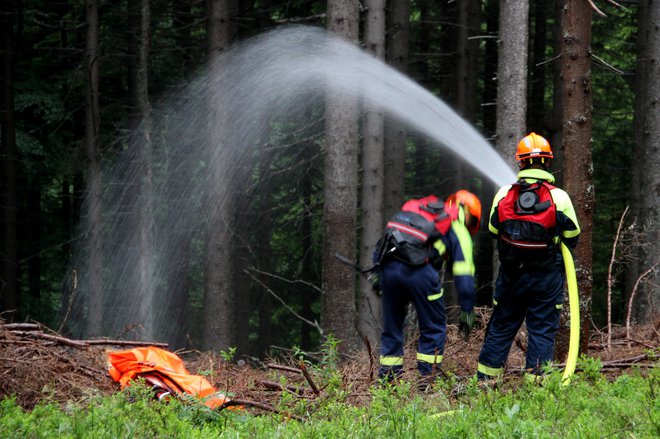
<box><xmin>560</xmin><ymin>242</ymin><xmax>580</xmax><ymax>384</ymax></box>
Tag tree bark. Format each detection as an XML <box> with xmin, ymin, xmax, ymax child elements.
<box><xmin>322</xmin><ymin>0</ymin><xmax>360</xmax><ymax>354</ymax></box>
<box><xmin>548</xmin><ymin>0</ymin><xmax>564</xmax><ymax>186</ymax></box>
<box><xmin>0</xmin><ymin>0</ymin><xmax>18</xmax><ymax>320</ymax></box>
<box><xmin>631</xmin><ymin>0</ymin><xmax>660</xmax><ymax>323</ymax></box>
<box><xmin>493</xmin><ymin>0</ymin><xmax>529</xmax><ymax>316</ymax></box>
<box><xmin>456</xmin><ymin>0</ymin><xmax>481</xmax><ymax>122</ymax></box>
<box><xmin>474</xmin><ymin>0</ymin><xmax>499</xmax><ymax>307</ymax></box>
<box><xmin>127</xmin><ymin>0</ymin><xmax>154</xmax><ymax>339</ymax></box>
<box><xmin>528</xmin><ymin>1</ymin><xmax>548</xmax><ymax>132</ymax></box>
<box><xmin>84</xmin><ymin>0</ymin><xmax>104</xmax><ymax>336</ymax></box>
<box><xmin>558</xmin><ymin>0</ymin><xmax>593</xmax><ymax>357</ymax></box>
<box><xmin>27</xmin><ymin>190</ymin><xmax>42</xmax><ymax>312</ymax></box>
<box><xmin>358</xmin><ymin>0</ymin><xmax>386</xmax><ymax>347</ymax></box>
<box><xmin>496</xmin><ymin>0</ymin><xmax>529</xmax><ymax>166</ymax></box>
<box><xmin>383</xmin><ymin>0</ymin><xmax>409</xmax><ymax>219</ymax></box>
<box><xmin>203</xmin><ymin>0</ymin><xmax>238</xmax><ymax>351</ymax></box>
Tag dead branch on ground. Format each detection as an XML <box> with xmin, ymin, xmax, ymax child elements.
<box><xmin>299</xmin><ymin>360</ymin><xmax>320</xmax><ymax>395</ymax></box>
<box><xmin>218</xmin><ymin>398</ymin><xmax>304</xmax><ymax>421</ymax></box>
<box><xmin>3</xmin><ymin>324</ymin><xmax>168</xmax><ymax>349</ymax></box>
<box><xmin>267</xmin><ymin>363</ymin><xmax>302</xmax><ymax>374</ymax></box>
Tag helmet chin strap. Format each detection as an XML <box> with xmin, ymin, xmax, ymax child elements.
<box><xmin>519</xmin><ymin>159</ymin><xmax>551</xmax><ymax>170</ymax></box>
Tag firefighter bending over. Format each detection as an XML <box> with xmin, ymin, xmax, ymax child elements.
<box><xmin>374</xmin><ymin>190</ymin><xmax>482</xmax><ymax>383</ymax></box>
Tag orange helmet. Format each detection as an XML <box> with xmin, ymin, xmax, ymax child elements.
<box><xmin>445</xmin><ymin>190</ymin><xmax>482</xmax><ymax>236</ymax></box>
<box><xmin>516</xmin><ymin>132</ymin><xmax>553</xmax><ymax>163</ymax></box>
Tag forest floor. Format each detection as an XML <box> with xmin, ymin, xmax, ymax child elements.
<box><xmin>1</xmin><ymin>310</ymin><xmax>658</xmax><ymax>416</ymax></box>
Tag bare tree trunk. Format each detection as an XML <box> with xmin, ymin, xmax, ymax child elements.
<box><xmin>630</xmin><ymin>0</ymin><xmax>660</xmax><ymax>323</ymax></box>
<box><xmin>322</xmin><ymin>0</ymin><xmax>360</xmax><ymax>354</ymax></box>
<box><xmin>383</xmin><ymin>0</ymin><xmax>409</xmax><ymax>219</ymax></box>
<box><xmin>496</xmin><ymin>0</ymin><xmax>529</xmax><ymax>165</ymax></box>
<box><xmin>0</xmin><ymin>0</ymin><xmax>18</xmax><ymax>320</ymax></box>
<box><xmin>558</xmin><ymin>0</ymin><xmax>593</xmax><ymax>356</ymax></box>
<box><xmin>27</xmin><ymin>190</ymin><xmax>42</xmax><ymax>312</ymax></box>
<box><xmin>456</xmin><ymin>0</ymin><xmax>481</xmax><ymax>122</ymax></box>
<box><xmin>493</xmin><ymin>0</ymin><xmax>529</xmax><ymax>315</ymax></box>
<box><xmin>358</xmin><ymin>0</ymin><xmax>386</xmax><ymax>347</ymax></box>
<box><xmin>458</xmin><ymin>0</ymin><xmax>493</xmax><ymax>306</ymax></box>
<box><xmin>84</xmin><ymin>0</ymin><xmax>104</xmax><ymax>336</ymax></box>
<box><xmin>475</xmin><ymin>0</ymin><xmax>499</xmax><ymax>306</ymax></box>
<box><xmin>203</xmin><ymin>0</ymin><xmax>238</xmax><ymax>351</ymax></box>
<box><xmin>127</xmin><ymin>0</ymin><xmax>154</xmax><ymax>339</ymax></box>
<box><xmin>548</xmin><ymin>0</ymin><xmax>564</xmax><ymax>186</ymax></box>
<box><xmin>528</xmin><ymin>1</ymin><xmax>548</xmax><ymax>132</ymax></box>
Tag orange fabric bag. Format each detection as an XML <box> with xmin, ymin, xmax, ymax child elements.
<box><xmin>108</xmin><ymin>346</ymin><xmax>232</xmax><ymax>409</ymax></box>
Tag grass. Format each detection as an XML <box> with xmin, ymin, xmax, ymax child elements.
<box><xmin>1</xmin><ymin>360</ymin><xmax>658</xmax><ymax>438</ymax></box>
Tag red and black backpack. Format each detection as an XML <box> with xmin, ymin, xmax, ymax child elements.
<box><xmin>375</xmin><ymin>195</ymin><xmax>455</xmax><ymax>266</ymax></box>
<box><xmin>495</xmin><ymin>180</ymin><xmax>558</xmax><ymax>269</ymax></box>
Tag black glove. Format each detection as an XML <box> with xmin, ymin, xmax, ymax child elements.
<box><xmin>367</xmin><ymin>269</ymin><xmax>381</xmax><ymax>296</ymax></box>
<box><xmin>459</xmin><ymin>311</ymin><xmax>475</xmax><ymax>340</ymax></box>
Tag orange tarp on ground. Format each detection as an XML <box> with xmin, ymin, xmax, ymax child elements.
<box><xmin>108</xmin><ymin>346</ymin><xmax>232</xmax><ymax>409</ymax></box>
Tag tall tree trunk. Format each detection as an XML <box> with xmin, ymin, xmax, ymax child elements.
<box><xmin>0</xmin><ymin>0</ymin><xmax>18</xmax><ymax>320</ymax></box>
<box><xmin>203</xmin><ymin>0</ymin><xmax>238</xmax><ymax>351</ymax></box>
<box><xmin>128</xmin><ymin>0</ymin><xmax>154</xmax><ymax>339</ymax></box>
<box><xmin>558</xmin><ymin>0</ymin><xmax>593</xmax><ymax>356</ymax></box>
<box><xmin>456</xmin><ymin>0</ymin><xmax>481</xmax><ymax>123</ymax></box>
<box><xmin>496</xmin><ymin>0</ymin><xmax>529</xmax><ymax>165</ymax></box>
<box><xmin>631</xmin><ymin>0</ymin><xmax>660</xmax><ymax>323</ymax></box>
<box><xmin>383</xmin><ymin>0</ymin><xmax>409</xmax><ymax>218</ymax></box>
<box><xmin>27</xmin><ymin>189</ymin><xmax>42</xmax><ymax>314</ymax></box>
<box><xmin>528</xmin><ymin>1</ymin><xmax>548</xmax><ymax>132</ymax></box>
<box><xmin>494</xmin><ymin>0</ymin><xmax>528</xmax><ymax>320</ymax></box>
<box><xmin>84</xmin><ymin>0</ymin><xmax>104</xmax><ymax>336</ymax></box>
<box><xmin>322</xmin><ymin>0</ymin><xmax>360</xmax><ymax>354</ymax></box>
<box><xmin>358</xmin><ymin>0</ymin><xmax>386</xmax><ymax>347</ymax></box>
<box><xmin>475</xmin><ymin>0</ymin><xmax>499</xmax><ymax>307</ymax></box>
<box><xmin>548</xmin><ymin>0</ymin><xmax>564</xmax><ymax>186</ymax></box>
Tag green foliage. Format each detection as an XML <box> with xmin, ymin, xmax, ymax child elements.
<box><xmin>1</xmin><ymin>368</ymin><xmax>658</xmax><ymax>438</ymax></box>
<box><xmin>219</xmin><ymin>346</ymin><xmax>237</xmax><ymax>363</ymax></box>
<box><xmin>578</xmin><ymin>354</ymin><xmax>604</xmax><ymax>383</ymax></box>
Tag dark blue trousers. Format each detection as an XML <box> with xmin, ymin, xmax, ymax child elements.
<box><xmin>379</xmin><ymin>260</ymin><xmax>446</xmax><ymax>377</ymax></box>
<box><xmin>478</xmin><ymin>265</ymin><xmax>564</xmax><ymax>377</ymax></box>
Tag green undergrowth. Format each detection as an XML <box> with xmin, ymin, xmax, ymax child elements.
<box><xmin>1</xmin><ymin>360</ymin><xmax>658</xmax><ymax>438</ymax></box>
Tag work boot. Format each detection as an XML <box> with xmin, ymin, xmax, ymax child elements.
<box><xmin>378</xmin><ymin>366</ymin><xmax>403</xmax><ymax>387</ymax></box>
<box><xmin>416</xmin><ymin>374</ymin><xmax>438</xmax><ymax>393</ymax></box>
<box><xmin>475</xmin><ymin>374</ymin><xmax>500</xmax><ymax>390</ymax></box>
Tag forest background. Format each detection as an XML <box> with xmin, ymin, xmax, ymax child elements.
<box><xmin>0</xmin><ymin>0</ymin><xmax>657</xmax><ymax>362</ymax></box>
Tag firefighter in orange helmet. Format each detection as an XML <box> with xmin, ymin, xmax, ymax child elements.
<box><xmin>373</xmin><ymin>190</ymin><xmax>481</xmax><ymax>384</ymax></box>
<box><xmin>477</xmin><ymin>132</ymin><xmax>580</xmax><ymax>381</ymax></box>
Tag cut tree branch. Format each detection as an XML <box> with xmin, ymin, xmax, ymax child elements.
<box><xmin>298</xmin><ymin>360</ymin><xmax>320</xmax><ymax>395</ymax></box>
<box><xmin>256</xmin><ymin>379</ymin><xmax>310</xmax><ymax>395</ymax></box>
<box><xmin>267</xmin><ymin>363</ymin><xmax>302</xmax><ymax>374</ymax></box>
<box><xmin>6</xmin><ymin>328</ymin><xmax>168</xmax><ymax>349</ymax></box>
<box><xmin>2</xmin><ymin>323</ymin><xmax>41</xmax><ymax>331</ymax></box>
<box><xmin>217</xmin><ymin>398</ymin><xmax>304</xmax><ymax>421</ymax></box>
